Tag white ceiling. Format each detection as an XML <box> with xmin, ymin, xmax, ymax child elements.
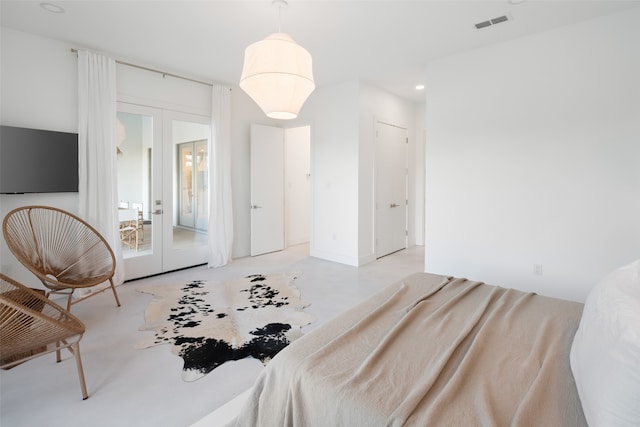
<box><xmin>2</xmin><ymin>0</ymin><xmax>639</xmax><ymax>103</ymax></box>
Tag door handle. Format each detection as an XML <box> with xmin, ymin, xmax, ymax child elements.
<box><xmin>152</xmin><ymin>209</ymin><xmax>163</xmax><ymax>215</ymax></box>
<box><xmin>390</xmin><ymin>203</ymin><xmax>399</xmax><ymax>208</ymax></box>
<box><xmin>250</xmin><ymin>205</ymin><xmax>263</xmax><ymax>209</ymax></box>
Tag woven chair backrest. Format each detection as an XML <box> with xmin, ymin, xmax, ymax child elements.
<box><xmin>0</xmin><ymin>273</ymin><xmax>85</xmax><ymax>360</ymax></box>
<box><xmin>2</xmin><ymin>206</ymin><xmax>115</xmax><ymax>288</ymax></box>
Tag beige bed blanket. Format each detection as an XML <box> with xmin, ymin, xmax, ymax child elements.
<box><xmin>229</xmin><ymin>273</ymin><xmax>587</xmax><ymax>426</ymax></box>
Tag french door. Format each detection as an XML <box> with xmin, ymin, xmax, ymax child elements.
<box><xmin>116</xmin><ymin>103</ymin><xmax>210</xmax><ymax>280</ymax></box>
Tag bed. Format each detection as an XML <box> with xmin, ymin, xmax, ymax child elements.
<box><xmin>225</xmin><ymin>264</ymin><xmax>640</xmax><ymax>426</ymax></box>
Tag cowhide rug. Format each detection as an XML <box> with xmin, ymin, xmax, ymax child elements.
<box><xmin>135</xmin><ymin>272</ymin><xmax>315</xmax><ymax>381</ymax></box>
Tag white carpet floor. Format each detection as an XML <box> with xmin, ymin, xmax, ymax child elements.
<box><xmin>0</xmin><ymin>244</ymin><xmax>424</xmax><ymax>427</ymax></box>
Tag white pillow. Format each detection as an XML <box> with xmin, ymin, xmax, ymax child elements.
<box><xmin>570</xmin><ymin>259</ymin><xmax>640</xmax><ymax>426</ymax></box>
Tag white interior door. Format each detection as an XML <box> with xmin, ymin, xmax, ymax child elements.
<box><xmin>375</xmin><ymin>121</ymin><xmax>407</xmax><ymax>258</ymax></box>
<box><xmin>251</xmin><ymin>124</ymin><xmax>285</xmax><ymax>256</ymax></box>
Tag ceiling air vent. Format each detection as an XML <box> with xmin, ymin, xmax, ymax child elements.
<box><xmin>475</xmin><ymin>15</ymin><xmax>509</xmax><ymax>30</ymax></box>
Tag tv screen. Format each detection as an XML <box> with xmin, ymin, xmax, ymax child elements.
<box><xmin>0</xmin><ymin>125</ymin><xmax>79</xmax><ymax>194</ymax></box>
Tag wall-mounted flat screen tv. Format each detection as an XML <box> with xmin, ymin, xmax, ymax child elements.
<box><xmin>0</xmin><ymin>125</ymin><xmax>79</xmax><ymax>194</ymax></box>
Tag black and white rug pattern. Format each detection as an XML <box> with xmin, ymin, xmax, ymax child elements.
<box><xmin>136</xmin><ymin>272</ymin><xmax>315</xmax><ymax>381</ymax></box>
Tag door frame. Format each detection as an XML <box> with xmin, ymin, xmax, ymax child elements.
<box><xmin>249</xmin><ymin>123</ymin><xmax>312</xmax><ymax>256</ymax></box>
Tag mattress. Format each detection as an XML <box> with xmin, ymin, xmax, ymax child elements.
<box><xmin>228</xmin><ymin>273</ymin><xmax>587</xmax><ymax>426</ymax></box>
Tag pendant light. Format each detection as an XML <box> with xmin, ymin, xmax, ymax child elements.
<box><xmin>239</xmin><ymin>0</ymin><xmax>315</xmax><ymax>120</ymax></box>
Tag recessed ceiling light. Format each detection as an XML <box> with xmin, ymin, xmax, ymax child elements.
<box><xmin>40</xmin><ymin>2</ymin><xmax>65</xmax><ymax>13</ymax></box>
<box><xmin>508</xmin><ymin>0</ymin><xmax>527</xmax><ymax>4</ymax></box>
<box><xmin>415</xmin><ymin>85</ymin><xmax>425</xmax><ymax>91</ymax></box>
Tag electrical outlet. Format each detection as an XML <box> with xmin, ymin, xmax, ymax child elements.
<box><xmin>533</xmin><ymin>264</ymin><xmax>543</xmax><ymax>276</ymax></box>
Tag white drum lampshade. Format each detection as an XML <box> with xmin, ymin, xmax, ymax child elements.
<box><xmin>239</xmin><ymin>32</ymin><xmax>315</xmax><ymax>120</ymax></box>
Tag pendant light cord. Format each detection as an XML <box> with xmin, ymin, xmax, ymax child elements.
<box><xmin>273</xmin><ymin>0</ymin><xmax>287</xmax><ymax>32</ymax></box>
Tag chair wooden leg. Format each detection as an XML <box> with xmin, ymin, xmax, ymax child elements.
<box><xmin>66</xmin><ymin>290</ymin><xmax>75</xmax><ymax>312</ymax></box>
<box><xmin>109</xmin><ymin>278</ymin><xmax>121</xmax><ymax>307</ymax></box>
<box><xmin>68</xmin><ymin>342</ymin><xmax>89</xmax><ymax>400</ymax></box>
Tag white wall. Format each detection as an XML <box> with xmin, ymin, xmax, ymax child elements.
<box><xmin>424</xmin><ymin>8</ymin><xmax>640</xmax><ymax>302</ymax></box>
<box><xmin>414</xmin><ymin>102</ymin><xmax>426</xmax><ymax>246</ymax></box>
<box><xmin>296</xmin><ymin>80</ymin><xmax>361</xmax><ymax>265</ymax></box>
<box><xmin>0</xmin><ymin>28</ymin><xmax>80</xmax><ymax>285</ymax></box>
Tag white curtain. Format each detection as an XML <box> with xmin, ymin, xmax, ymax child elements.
<box><xmin>208</xmin><ymin>85</ymin><xmax>234</xmax><ymax>267</ymax></box>
<box><xmin>78</xmin><ymin>50</ymin><xmax>125</xmax><ymax>285</ymax></box>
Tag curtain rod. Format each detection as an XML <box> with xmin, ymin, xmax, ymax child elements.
<box><xmin>70</xmin><ymin>48</ymin><xmax>214</xmax><ymax>88</ymax></box>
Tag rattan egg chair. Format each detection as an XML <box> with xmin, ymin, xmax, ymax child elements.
<box><xmin>2</xmin><ymin>205</ymin><xmax>121</xmax><ymax>311</ymax></box>
<box><xmin>0</xmin><ymin>273</ymin><xmax>89</xmax><ymax>399</ymax></box>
